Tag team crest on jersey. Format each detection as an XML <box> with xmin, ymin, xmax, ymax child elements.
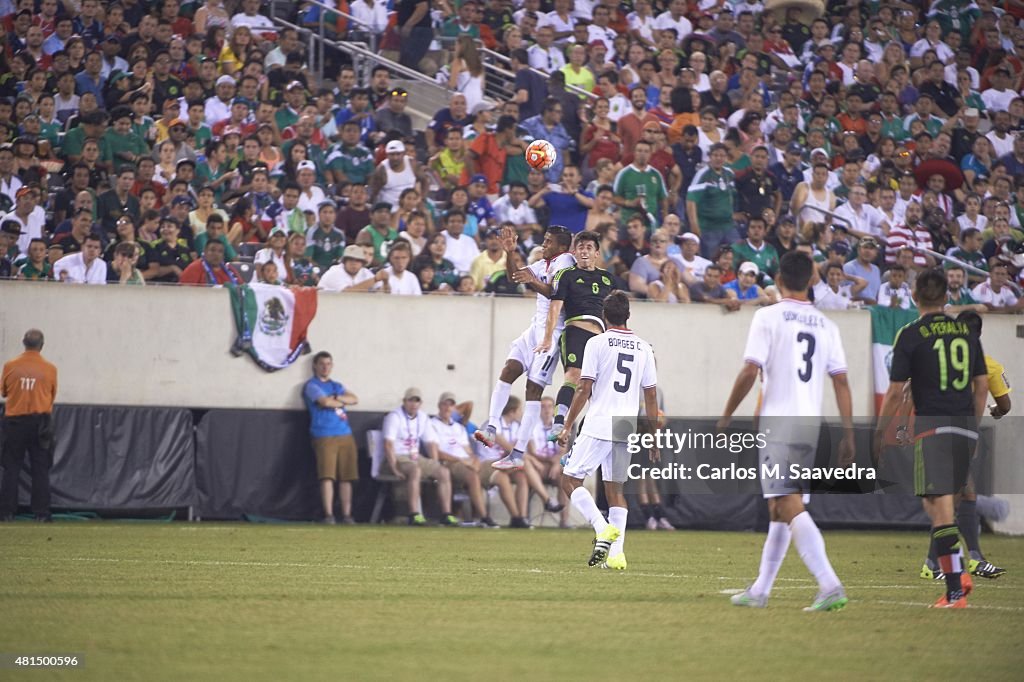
<box><xmin>259</xmin><ymin>297</ymin><xmax>288</xmax><ymax>336</ymax></box>
<box><xmin>568</xmin><ymin>353</ymin><xmax>577</xmax><ymax>363</ymax></box>
<box><xmin>601</xmin><ymin>276</ymin><xmax>611</xmax><ymax>285</ymax></box>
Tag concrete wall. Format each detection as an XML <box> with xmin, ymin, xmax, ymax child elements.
<box><xmin>2</xmin><ymin>281</ymin><xmax>1020</xmax><ymax>416</ymax></box>
<box><xmin>3</xmin><ymin>282</ymin><xmax>1023</xmax><ymax>532</ymax></box>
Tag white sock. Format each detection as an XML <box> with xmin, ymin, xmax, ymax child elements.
<box><xmin>488</xmin><ymin>380</ymin><xmax>513</xmax><ymax>429</ymax></box>
<box><xmin>790</xmin><ymin>511</ymin><xmax>841</xmax><ymax>593</ymax></box>
<box><xmin>608</xmin><ymin>506</ymin><xmax>628</xmax><ymax>557</ymax></box>
<box><xmin>570</xmin><ymin>487</ymin><xmax>607</xmax><ymax>534</ymax></box>
<box><xmin>750</xmin><ymin>521</ymin><xmax>791</xmax><ymax>597</ymax></box>
<box><xmin>514</xmin><ymin>400</ymin><xmax>542</xmax><ymax>452</ymax></box>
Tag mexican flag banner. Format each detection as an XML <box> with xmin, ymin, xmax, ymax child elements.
<box><xmin>869</xmin><ymin>305</ymin><xmax>919</xmax><ymax>412</ymax></box>
<box><xmin>229</xmin><ymin>283</ymin><xmax>318</xmax><ymax>371</ymax></box>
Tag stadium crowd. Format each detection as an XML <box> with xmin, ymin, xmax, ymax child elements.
<box><xmin>0</xmin><ymin>0</ymin><xmax>1023</xmax><ymax>313</ymax></box>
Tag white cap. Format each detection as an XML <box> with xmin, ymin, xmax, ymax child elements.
<box><xmin>738</xmin><ymin>261</ymin><xmax>759</xmax><ymax>275</ymax></box>
<box><xmin>964</xmin><ymin>108</ymin><xmax>980</xmax><ymax>118</ymax></box>
<box><xmin>297</xmin><ymin>160</ymin><xmax>316</xmax><ymax>172</ymax></box>
<box><xmin>385</xmin><ymin>140</ymin><xmax>406</xmax><ymax>154</ymax></box>
<box><xmin>681</xmin><ymin>233</ymin><xmax>700</xmax><ymax>245</ymax></box>
<box><xmin>216</xmin><ymin>75</ymin><xmax>235</xmax><ymax>87</ymax></box>
<box><xmin>810</xmin><ymin>147</ymin><xmax>828</xmax><ymax>157</ymax></box>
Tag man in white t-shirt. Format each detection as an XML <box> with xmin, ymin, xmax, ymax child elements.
<box><xmin>832</xmin><ymin>185</ymin><xmax>890</xmax><ymax>240</ymax></box>
<box><xmin>317</xmin><ymin>245</ymin><xmax>385</xmax><ymax>292</ymax></box>
<box><xmin>722</xmin><ymin>251</ymin><xmax>852</xmax><ymax>612</ymax></box>
<box><xmin>653</xmin><ymin>0</ymin><xmax>693</xmax><ymax>45</ymax></box>
<box><xmin>527</xmin><ymin>26</ymin><xmax>566</xmax><ymax>72</ymax></box>
<box><xmin>981</xmin><ymin>68</ymin><xmax>1016</xmax><ymax>114</ymax></box>
<box><xmin>53</xmin><ymin>234</ymin><xmax>107</xmax><ymax>284</ymax></box>
<box><xmin>381</xmin><ymin>387</ymin><xmax>461</xmax><ymax>526</ymax></box>
<box><xmin>557</xmin><ymin>292</ymin><xmax>660</xmax><ymax>570</ymax></box>
<box><xmin>5</xmin><ymin>186</ymin><xmax>47</xmax><ymax>254</ymax></box>
<box><xmin>813</xmin><ymin>263</ymin><xmax>857</xmax><ymax>310</ymax></box>
<box><xmin>492</xmin><ymin>182</ymin><xmax>539</xmax><ymax>230</ymax></box>
<box><xmin>428</xmin><ymin>392</ymin><xmax>499</xmax><ymax>527</ymax></box>
<box><xmin>296</xmin><ymin>160</ymin><xmax>327</xmax><ymax>214</ymax></box>
<box><xmin>230</xmin><ymin>0</ymin><xmax>277</xmax><ymax>38</ymax></box>
<box><xmin>972</xmin><ymin>262</ymin><xmax>1020</xmax><ymax>311</ymax></box>
<box><xmin>678</xmin><ymin>233</ymin><xmax>711</xmax><ymax>283</ymax></box>
<box><xmin>441</xmin><ymin>211</ymin><xmax>480</xmax><ymax>274</ymax></box>
<box><xmin>375</xmin><ymin>240</ymin><xmax>422</xmax><ymax>295</ymax></box>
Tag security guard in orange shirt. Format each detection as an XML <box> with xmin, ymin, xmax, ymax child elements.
<box><xmin>1</xmin><ymin>329</ymin><xmax>58</xmax><ymax>521</ymax></box>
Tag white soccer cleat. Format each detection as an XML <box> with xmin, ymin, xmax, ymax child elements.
<box><xmin>491</xmin><ymin>452</ymin><xmax>524</xmax><ymax>470</ymax></box>
<box><xmin>730</xmin><ymin>588</ymin><xmax>768</xmax><ymax>608</ymax></box>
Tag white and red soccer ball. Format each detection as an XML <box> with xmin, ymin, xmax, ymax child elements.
<box><xmin>525</xmin><ymin>139</ymin><xmax>557</xmax><ymax>171</ymax></box>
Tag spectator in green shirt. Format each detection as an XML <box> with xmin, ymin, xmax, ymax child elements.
<box><xmin>61</xmin><ymin>110</ymin><xmax>109</xmax><ymax>165</ymax></box>
<box><xmin>103</xmin><ymin>107</ymin><xmax>150</xmax><ymax>168</ymax></box>
<box><xmin>194</xmin><ymin>138</ymin><xmax>237</xmax><ymax>204</ymax></box>
<box><xmin>731</xmin><ymin>216</ymin><xmax>780</xmax><ymax>281</ymax></box>
<box><xmin>944</xmin><ymin>265</ymin><xmax>986</xmax><ymax>314</ymax></box>
<box><xmin>193</xmin><ymin>214</ymin><xmax>238</xmax><ymax>261</ymax></box>
<box><xmin>686</xmin><ymin>143</ymin><xmax>739</xmax><ymax>259</ymax></box>
<box><xmin>612</xmin><ymin>140</ymin><xmax>669</xmax><ymax>228</ymax></box>
<box><xmin>305</xmin><ymin>201</ymin><xmax>347</xmax><ymax>269</ymax></box>
<box><xmin>946</xmin><ymin>228</ymin><xmax>989</xmax><ymax>284</ymax></box>
<box><xmin>441</xmin><ymin>1</ymin><xmax>481</xmax><ymax>40</ymax></box>
<box><xmin>356</xmin><ymin>202</ymin><xmax>400</xmax><ymax>267</ymax></box>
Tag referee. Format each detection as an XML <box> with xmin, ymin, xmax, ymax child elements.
<box><xmin>1</xmin><ymin>329</ymin><xmax>58</xmax><ymax>522</ymax></box>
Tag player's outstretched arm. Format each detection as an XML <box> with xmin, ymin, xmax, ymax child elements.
<box><xmin>536</xmin><ymin>300</ymin><xmax>563</xmax><ymax>352</ymax></box>
<box><xmin>717</xmin><ymin>362</ymin><xmax>759</xmax><ymax>431</ymax></box>
<box><xmin>831</xmin><ymin>372</ymin><xmax>855</xmax><ymax>465</ymax></box>
<box><xmin>642</xmin><ymin>386</ymin><xmax>661</xmax><ymax>463</ymax></box>
<box><xmin>557</xmin><ymin>378</ymin><xmax>593</xmax><ymax>447</ymax></box>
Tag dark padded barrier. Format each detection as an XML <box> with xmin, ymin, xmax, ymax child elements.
<box><xmin>0</xmin><ymin>405</ymin><xmax>934</xmax><ymax>527</ymax></box>
<box><xmin>4</xmin><ymin>405</ymin><xmax>197</xmax><ymax>510</ymax></box>
<box><xmin>194</xmin><ymin>409</ymin><xmax>386</xmax><ymax>521</ymax></box>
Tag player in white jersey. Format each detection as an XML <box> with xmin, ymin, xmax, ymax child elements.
<box><xmin>719</xmin><ymin>252</ymin><xmax>855</xmax><ymax>612</ymax></box>
<box><xmin>557</xmin><ymin>292</ymin><xmax>660</xmax><ymax>569</ymax></box>
<box><xmin>476</xmin><ymin>225</ymin><xmax>576</xmax><ymax>476</ymax></box>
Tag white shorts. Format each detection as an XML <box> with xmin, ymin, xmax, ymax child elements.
<box><xmin>563</xmin><ymin>434</ymin><xmax>630</xmax><ymax>483</ymax></box>
<box><xmin>507</xmin><ymin>325</ymin><xmax>562</xmax><ymax>387</ymax></box>
<box><xmin>759</xmin><ymin>418</ymin><xmax>820</xmax><ymax>501</ymax></box>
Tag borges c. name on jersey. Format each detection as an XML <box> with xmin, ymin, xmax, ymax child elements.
<box><xmin>579</xmin><ymin>329</ymin><xmax>657</xmax><ymax>442</ymax></box>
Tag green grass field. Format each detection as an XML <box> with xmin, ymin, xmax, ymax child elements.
<box><xmin>1</xmin><ymin>523</ymin><xmax>1022</xmax><ymax>680</ymax></box>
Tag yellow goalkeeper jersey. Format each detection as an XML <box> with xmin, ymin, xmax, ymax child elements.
<box><xmin>986</xmin><ymin>356</ymin><xmax>1011</xmax><ymax>399</ymax></box>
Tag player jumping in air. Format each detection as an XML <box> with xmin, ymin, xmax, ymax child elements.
<box><xmin>476</xmin><ymin>225</ymin><xmax>575</xmax><ymax>475</ymax></box>
<box><xmin>915</xmin><ymin>311</ymin><xmax>1009</xmax><ymax>581</ymax></box>
<box><xmin>535</xmin><ymin>231</ymin><xmax>617</xmax><ymax>445</ymax></box>
<box><xmin>557</xmin><ymin>292</ymin><xmax>660</xmax><ymax>570</ymax></box>
<box><xmin>876</xmin><ymin>269</ymin><xmax>989</xmax><ymax>608</ymax></box>
<box><xmin>721</xmin><ymin>252</ymin><xmax>854</xmax><ymax>612</ymax></box>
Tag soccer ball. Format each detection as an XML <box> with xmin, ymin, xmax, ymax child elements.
<box><xmin>525</xmin><ymin>139</ymin><xmax>557</xmax><ymax>171</ymax></box>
